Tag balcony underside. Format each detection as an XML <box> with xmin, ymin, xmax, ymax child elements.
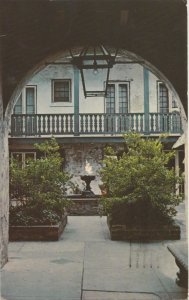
<box><xmin>9</xmin><ymin>136</ymin><xmax>181</xmax><ymax>152</ymax></box>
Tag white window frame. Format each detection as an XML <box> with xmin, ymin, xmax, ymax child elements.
<box><xmin>52</xmin><ymin>79</ymin><xmax>72</xmax><ymax>103</ymax></box>
<box><xmin>104</xmin><ymin>81</ymin><xmax>130</xmax><ymax>113</ymax></box>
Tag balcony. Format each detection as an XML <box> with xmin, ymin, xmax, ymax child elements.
<box><xmin>10</xmin><ymin>112</ymin><xmax>182</xmax><ymax>137</ymax></box>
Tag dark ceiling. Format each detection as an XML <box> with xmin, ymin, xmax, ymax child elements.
<box><xmin>0</xmin><ymin>0</ymin><xmax>187</xmax><ymax>113</ymax></box>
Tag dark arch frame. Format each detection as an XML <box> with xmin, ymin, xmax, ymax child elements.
<box><xmin>1</xmin><ymin>0</ymin><xmax>187</xmax><ymax>114</ymax></box>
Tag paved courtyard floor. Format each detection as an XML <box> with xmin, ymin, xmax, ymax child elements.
<box><xmin>1</xmin><ymin>203</ymin><xmax>188</xmax><ymax>300</ymax></box>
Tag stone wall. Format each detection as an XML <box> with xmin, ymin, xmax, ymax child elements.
<box><xmin>63</xmin><ymin>144</ymin><xmax>104</xmax><ymax>195</ymax></box>
<box><xmin>0</xmin><ymin>39</ymin><xmax>9</xmax><ymax>267</ymax></box>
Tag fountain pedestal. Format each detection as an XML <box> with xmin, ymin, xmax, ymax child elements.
<box><xmin>80</xmin><ymin>175</ymin><xmax>95</xmax><ymax>198</ymax></box>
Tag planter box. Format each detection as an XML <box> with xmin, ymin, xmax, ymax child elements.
<box><xmin>107</xmin><ymin>215</ymin><xmax>181</xmax><ymax>241</ymax></box>
<box><xmin>9</xmin><ymin>214</ymin><xmax>67</xmax><ymax>241</ymax></box>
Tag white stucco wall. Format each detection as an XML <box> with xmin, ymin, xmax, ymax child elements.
<box><xmin>15</xmin><ymin>59</ymin><xmax>179</xmax><ymax>115</ymax></box>
<box><xmin>28</xmin><ymin>65</ymin><xmax>75</xmax><ymax>114</ymax></box>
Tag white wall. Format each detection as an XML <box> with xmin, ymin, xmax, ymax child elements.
<box><xmin>16</xmin><ymin>58</ymin><xmax>179</xmax><ymax>115</ymax></box>
<box><xmin>28</xmin><ymin>65</ymin><xmax>75</xmax><ymax>114</ymax></box>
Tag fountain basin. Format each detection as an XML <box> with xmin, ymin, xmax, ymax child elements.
<box><xmin>80</xmin><ymin>175</ymin><xmax>95</xmax><ymax>198</ymax></box>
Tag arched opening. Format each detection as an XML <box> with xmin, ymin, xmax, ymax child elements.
<box><xmin>5</xmin><ymin>47</ymin><xmax>187</xmax><ymax>126</ymax></box>
<box><xmin>2</xmin><ymin>46</ymin><xmax>187</xmax><ymax>266</ymax></box>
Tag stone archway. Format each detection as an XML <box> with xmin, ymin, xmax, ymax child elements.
<box><xmin>0</xmin><ymin>46</ymin><xmax>187</xmax><ymax>267</ymax></box>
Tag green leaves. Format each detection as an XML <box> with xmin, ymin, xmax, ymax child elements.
<box><xmin>10</xmin><ymin>138</ymin><xmax>71</xmax><ymax>225</ymax></box>
<box><xmin>100</xmin><ymin>132</ymin><xmax>184</xmax><ymax>225</ymax></box>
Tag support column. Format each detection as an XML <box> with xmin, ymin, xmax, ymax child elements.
<box><xmin>143</xmin><ymin>67</ymin><xmax>149</xmax><ymax>134</ymax></box>
<box><xmin>0</xmin><ymin>39</ymin><xmax>9</xmax><ymax>267</ymax></box>
<box><xmin>74</xmin><ymin>67</ymin><xmax>80</xmax><ymax>136</ymax></box>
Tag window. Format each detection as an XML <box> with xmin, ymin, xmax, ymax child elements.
<box><xmin>26</xmin><ymin>87</ymin><xmax>35</xmax><ymax>114</ymax></box>
<box><xmin>106</xmin><ymin>84</ymin><xmax>115</xmax><ymax>113</ymax></box>
<box><xmin>13</xmin><ymin>86</ymin><xmax>36</xmax><ymax>114</ymax></box>
<box><xmin>105</xmin><ymin>82</ymin><xmax>129</xmax><ymax>113</ymax></box>
<box><xmin>11</xmin><ymin>152</ymin><xmax>36</xmax><ymax>168</ymax></box>
<box><xmin>158</xmin><ymin>82</ymin><xmax>169</xmax><ymax>113</ymax></box>
<box><xmin>105</xmin><ymin>82</ymin><xmax>130</xmax><ymax>133</ymax></box>
<box><xmin>52</xmin><ymin>80</ymin><xmax>71</xmax><ymax>102</ymax></box>
<box><xmin>119</xmin><ymin>84</ymin><xmax>129</xmax><ymax>113</ymax></box>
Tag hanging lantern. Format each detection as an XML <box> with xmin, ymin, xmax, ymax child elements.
<box><xmin>70</xmin><ymin>45</ymin><xmax>117</xmax><ymax>97</ymax></box>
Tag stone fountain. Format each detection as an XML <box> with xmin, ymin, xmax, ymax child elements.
<box><xmin>80</xmin><ymin>175</ymin><xmax>95</xmax><ymax>198</ymax></box>
<box><xmin>80</xmin><ymin>160</ymin><xmax>96</xmax><ymax>198</ymax></box>
<box><xmin>67</xmin><ymin>161</ymin><xmax>99</xmax><ymax>215</ymax></box>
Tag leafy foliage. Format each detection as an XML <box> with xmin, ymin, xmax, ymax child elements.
<box><xmin>100</xmin><ymin>133</ymin><xmax>184</xmax><ymax>227</ymax></box>
<box><xmin>10</xmin><ymin>138</ymin><xmax>72</xmax><ymax>225</ymax></box>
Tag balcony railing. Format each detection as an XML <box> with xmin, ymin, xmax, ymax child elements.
<box><xmin>10</xmin><ymin>112</ymin><xmax>182</xmax><ymax>137</ymax></box>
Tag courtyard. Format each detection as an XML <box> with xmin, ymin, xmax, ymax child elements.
<box><xmin>1</xmin><ymin>202</ymin><xmax>187</xmax><ymax>300</ymax></box>
<box><xmin>0</xmin><ymin>2</ymin><xmax>187</xmax><ymax>299</ymax></box>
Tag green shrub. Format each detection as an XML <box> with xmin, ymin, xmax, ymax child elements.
<box><xmin>100</xmin><ymin>133</ymin><xmax>184</xmax><ymax>227</ymax></box>
<box><xmin>10</xmin><ymin>138</ymin><xmax>72</xmax><ymax>226</ymax></box>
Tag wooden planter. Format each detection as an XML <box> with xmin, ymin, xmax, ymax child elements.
<box><xmin>107</xmin><ymin>215</ymin><xmax>181</xmax><ymax>241</ymax></box>
<box><xmin>9</xmin><ymin>214</ymin><xmax>68</xmax><ymax>241</ymax></box>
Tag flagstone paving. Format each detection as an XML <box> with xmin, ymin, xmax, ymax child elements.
<box><xmin>1</xmin><ymin>203</ymin><xmax>188</xmax><ymax>300</ymax></box>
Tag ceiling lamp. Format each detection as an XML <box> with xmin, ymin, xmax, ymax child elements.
<box><xmin>70</xmin><ymin>45</ymin><xmax>117</xmax><ymax>97</ymax></box>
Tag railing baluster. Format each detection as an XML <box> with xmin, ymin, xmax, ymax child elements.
<box><xmin>60</xmin><ymin>115</ymin><xmax>63</xmax><ymax>134</ymax></box>
<box><xmin>99</xmin><ymin>115</ymin><xmax>102</xmax><ymax>133</ymax></box>
<box><xmin>149</xmin><ymin>114</ymin><xmax>152</xmax><ymax>132</ymax></box>
<box><xmin>177</xmin><ymin>113</ymin><xmax>181</xmax><ymax>133</ymax></box>
<box><xmin>84</xmin><ymin>115</ymin><xmax>86</xmax><ymax>132</ymax></box>
<box><xmin>46</xmin><ymin>115</ymin><xmax>50</xmax><ymax>134</ymax></box>
<box><xmin>71</xmin><ymin>114</ymin><xmax>74</xmax><ymax>133</ymax></box>
<box><xmin>139</xmin><ymin>114</ymin><xmax>142</xmax><ymax>132</ymax></box>
<box><xmin>155</xmin><ymin>114</ymin><xmax>158</xmax><ymax>132</ymax></box>
<box><xmin>88</xmin><ymin>114</ymin><xmax>90</xmax><ymax>133</ymax></box>
<box><xmin>10</xmin><ymin>112</ymin><xmax>182</xmax><ymax>137</ymax></box>
<box><xmin>80</xmin><ymin>115</ymin><xmax>84</xmax><ymax>133</ymax></box>
<box><xmin>111</xmin><ymin>115</ymin><xmax>114</xmax><ymax>133</ymax></box>
<box><xmin>42</xmin><ymin>115</ymin><xmax>45</xmax><ymax>134</ymax></box>
<box><xmin>51</xmin><ymin>115</ymin><xmax>55</xmax><ymax>134</ymax></box>
<box><xmin>117</xmin><ymin>115</ymin><xmax>121</xmax><ymax>133</ymax></box>
<box><xmin>135</xmin><ymin>114</ymin><xmax>139</xmax><ymax>132</ymax></box>
<box><xmin>131</xmin><ymin>114</ymin><xmax>134</xmax><ymax>130</ymax></box>
<box><xmin>38</xmin><ymin>115</ymin><xmax>41</xmax><ymax>135</ymax></box>
<box><xmin>65</xmin><ymin>115</ymin><xmax>69</xmax><ymax>133</ymax></box>
<box><xmin>164</xmin><ymin>114</ymin><xmax>168</xmax><ymax>132</ymax></box>
<box><xmin>159</xmin><ymin>113</ymin><xmax>163</xmax><ymax>132</ymax></box>
<box><xmin>125</xmin><ymin>114</ymin><xmax>129</xmax><ymax>131</ymax></box>
<box><xmin>90</xmin><ymin>115</ymin><xmax>93</xmax><ymax>133</ymax></box>
<box><xmin>94</xmin><ymin>114</ymin><xmax>98</xmax><ymax>133</ymax></box>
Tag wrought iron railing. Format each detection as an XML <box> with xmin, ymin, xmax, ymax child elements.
<box><xmin>11</xmin><ymin>112</ymin><xmax>182</xmax><ymax>137</ymax></box>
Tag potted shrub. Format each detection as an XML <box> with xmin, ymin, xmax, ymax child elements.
<box><xmin>9</xmin><ymin>138</ymin><xmax>72</xmax><ymax>241</ymax></box>
<box><xmin>100</xmin><ymin>133</ymin><xmax>184</xmax><ymax>240</ymax></box>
